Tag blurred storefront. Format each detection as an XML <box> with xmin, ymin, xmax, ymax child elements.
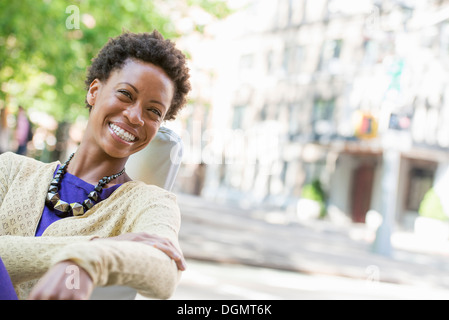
<box><xmin>174</xmin><ymin>0</ymin><xmax>449</xmax><ymax>232</ymax></box>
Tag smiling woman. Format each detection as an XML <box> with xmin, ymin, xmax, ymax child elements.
<box><xmin>82</xmin><ymin>59</ymin><xmax>174</xmax><ymax>160</ymax></box>
<box><xmin>0</xmin><ymin>30</ymin><xmax>191</xmax><ymax>300</ymax></box>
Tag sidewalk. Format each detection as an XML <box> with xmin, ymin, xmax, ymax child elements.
<box><xmin>176</xmin><ymin>193</ymin><xmax>449</xmax><ymax>291</ymax></box>
<box><xmin>165</xmin><ymin>259</ymin><xmax>449</xmax><ymax>300</ymax></box>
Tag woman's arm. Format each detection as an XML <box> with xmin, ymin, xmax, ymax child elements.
<box><xmin>99</xmin><ymin>232</ymin><xmax>186</xmax><ymax>271</ymax></box>
<box><xmin>4</xmin><ymin>186</ymin><xmax>183</xmax><ymax>299</ymax></box>
<box><xmin>0</xmin><ymin>235</ymin><xmax>95</xmax><ymax>284</ymax></box>
<box><xmin>28</xmin><ymin>233</ymin><xmax>186</xmax><ymax>300</ymax></box>
<box><xmin>42</xmin><ymin>189</ymin><xmax>184</xmax><ymax>299</ymax></box>
<box><xmin>56</xmin><ymin>239</ymin><xmax>180</xmax><ymax>299</ymax></box>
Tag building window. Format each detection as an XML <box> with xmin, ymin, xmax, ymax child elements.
<box><xmin>318</xmin><ymin>39</ymin><xmax>343</xmax><ymax>72</ymax></box>
<box><xmin>406</xmin><ymin>167</ymin><xmax>435</xmax><ymax>212</ymax></box>
<box><xmin>275</xmin><ymin>0</ymin><xmax>292</xmax><ymax>28</ymax></box>
<box><xmin>239</xmin><ymin>53</ymin><xmax>255</xmax><ymax>81</ymax></box>
<box><xmin>259</xmin><ymin>104</ymin><xmax>268</xmax><ymax>121</ymax></box>
<box><xmin>312</xmin><ymin>98</ymin><xmax>335</xmax><ymax>139</ymax></box>
<box><xmin>440</xmin><ymin>22</ymin><xmax>449</xmax><ymax>57</ymax></box>
<box><xmin>304</xmin><ymin>0</ymin><xmax>327</xmax><ymax>22</ymax></box>
<box><xmin>232</xmin><ymin>105</ymin><xmax>246</xmax><ymax>129</ymax></box>
<box><xmin>290</xmin><ymin>0</ymin><xmax>306</xmax><ymax>25</ymax></box>
<box><xmin>239</xmin><ymin>54</ymin><xmax>254</xmax><ymax>71</ymax></box>
<box><xmin>288</xmin><ymin>103</ymin><xmax>301</xmax><ymax>140</ymax></box>
<box><xmin>283</xmin><ymin>45</ymin><xmax>304</xmax><ymax>75</ymax></box>
<box><xmin>362</xmin><ymin>39</ymin><xmax>380</xmax><ymax>66</ymax></box>
<box><xmin>266</xmin><ymin>51</ymin><xmax>274</xmax><ymax>75</ymax></box>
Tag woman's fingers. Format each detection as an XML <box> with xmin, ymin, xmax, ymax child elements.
<box><xmin>97</xmin><ymin>232</ymin><xmax>187</xmax><ymax>271</ymax></box>
<box><xmin>152</xmin><ymin>241</ymin><xmax>187</xmax><ymax>271</ymax></box>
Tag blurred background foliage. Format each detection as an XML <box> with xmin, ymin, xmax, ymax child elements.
<box><xmin>300</xmin><ymin>179</ymin><xmax>327</xmax><ymax>218</ymax></box>
<box><xmin>419</xmin><ymin>188</ymin><xmax>449</xmax><ymax>221</ymax></box>
<box><xmin>0</xmin><ymin>0</ymin><xmax>231</xmax><ymax>122</ymax></box>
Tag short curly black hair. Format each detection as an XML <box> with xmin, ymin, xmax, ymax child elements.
<box><xmin>85</xmin><ymin>30</ymin><xmax>191</xmax><ymax>121</ymax></box>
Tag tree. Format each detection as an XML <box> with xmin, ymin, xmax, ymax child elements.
<box><xmin>0</xmin><ymin>0</ymin><xmax>231</xmax><ymax>122</ymax></box>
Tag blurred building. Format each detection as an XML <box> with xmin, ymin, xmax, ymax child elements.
<box><xmin>176</xmin><ymin>0</ymin><xmax>449</xmax><ymax>231</ymax></box>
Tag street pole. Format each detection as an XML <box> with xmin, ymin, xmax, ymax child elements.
<box><xmin>372</xmin><ymin>149</ymin><xmax>400</xmax><ymax>256</ymax></box>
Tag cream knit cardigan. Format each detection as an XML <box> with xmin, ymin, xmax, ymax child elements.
<box><xmin>0</xmin><ymin>152</ymin><xmax>182</xmax><ymax>300</ymax></box>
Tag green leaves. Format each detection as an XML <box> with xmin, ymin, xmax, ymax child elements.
<box><xmin>0</xmin><ymin>1</ymin><xmax>186</xmax><ymax>121</ymax></box>
<box><xmin>1</xmin><ymin>0</ymin><xmax>230</xmax><ymax>122</ymax></box>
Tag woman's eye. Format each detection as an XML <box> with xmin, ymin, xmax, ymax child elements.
<box><xmin>148</xmin><ymin>108</ymin><xmax>162</xmax><ymax>117</ymax></box>
<box><xmin>118</xmin><ymin>90</ymin><xmax>132</xmax><ymax>99</ymax></box>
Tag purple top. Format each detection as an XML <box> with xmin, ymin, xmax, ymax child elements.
<box><xmin>35</xmin><ymin>165</ymin><xmax>122</xmax><ymax>236</ymax></box>
<box><xmin>0</xmin><ymin>257</ymin><xmax>17</xmax><ymax>300</ymax></box>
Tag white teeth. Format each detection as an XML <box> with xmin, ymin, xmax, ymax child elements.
<box><xmin>109</xmin><ymin>123</ymin><xmax>136</xmax><ymax>142</ymax></box>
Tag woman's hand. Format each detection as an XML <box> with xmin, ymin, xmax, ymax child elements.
<box><xmin>94</xmin><ymin>232</ymin><xmax>187</xmax><ymax>271</ymax></box>
<box><xmin>28</xmin><ymin>233</ymin><xmax>185</xmax><ymax>300</ymax></box>
<box><xmin>28</xmin><ymin>260</ymin><xmax>94</xmax><ymax>300</ymax></box>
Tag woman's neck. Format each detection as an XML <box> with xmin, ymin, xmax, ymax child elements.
<box><xmin>66</xmin><ymin>144</ymin><xmax>130</xmax><ymax>186</ymax></box>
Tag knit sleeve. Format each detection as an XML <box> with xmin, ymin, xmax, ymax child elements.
<box><xmin>0</xmin><ymin>152</ymin><xmax>13</xmax><ymax>206</ymax></box>
<box><xmin>0</xmin><ymin>235</ymin><xmax>95</xmax><ymax>285</ymax></box>
<box><xmin>51</xmin><ymin>187</ymin><xmax>183</xmax><ymax>299</ymax></box>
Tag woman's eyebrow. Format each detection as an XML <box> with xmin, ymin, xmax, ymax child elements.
<box><xmin>118</xmin><ymin>82</ymin><xmax>139</xmax><ymax>93</ymax></box>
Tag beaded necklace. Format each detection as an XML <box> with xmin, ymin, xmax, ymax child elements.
<box><xmin>45</xmin><ymin>153</ymin><xmax>125</xmax><ymax>217</ymax></box>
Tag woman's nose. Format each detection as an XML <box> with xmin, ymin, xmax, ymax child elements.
<box><xmin>124</xmin><ymin>104</ymin><xmax>144</xmax><ymax>126</ymax></box>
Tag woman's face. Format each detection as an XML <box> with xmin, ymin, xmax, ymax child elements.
<box><xmin>85</xmin><ymin>59</ymin><xmax>174</xmax><ymax>159</ymax></box>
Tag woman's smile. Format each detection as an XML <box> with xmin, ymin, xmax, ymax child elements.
<box><xmin>108</xmin><ymin>122</ymin><xmax>137</xmax><ymax>143</ymax></box>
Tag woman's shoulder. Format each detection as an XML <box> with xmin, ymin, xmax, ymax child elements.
<box><xmin>0</xmin><ymin>151</ymin><xmax>20</xmax><ymax>162</ymax></box>
<box><xmin>0</xmin><ymin>151</ymin><xmax>58</xmax><ymax>175</ymax></box>
<box><xmin>0</xmin><ymin>152</ymin><xmax>30</xmax><ymax>169</ymax></box>
<box><xmin>123</xmin><ymin>180</ymin><xmax>176</xmax><ymax>196</ymax></box>
<box><xmin>113</xmin><ymin>180</ymin><xmax>178</xmax><ymax>205</ymax></box>
<box><xmin>1</xmin><ymin>151</ymin><xmax>54</xmax><ymax>166</ymax></box>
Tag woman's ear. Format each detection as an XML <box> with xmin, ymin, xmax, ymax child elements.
<box><xmin>86</xmin><ymin>79</ymin><xmax>101</xmax><ymax>107</ymax></box>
